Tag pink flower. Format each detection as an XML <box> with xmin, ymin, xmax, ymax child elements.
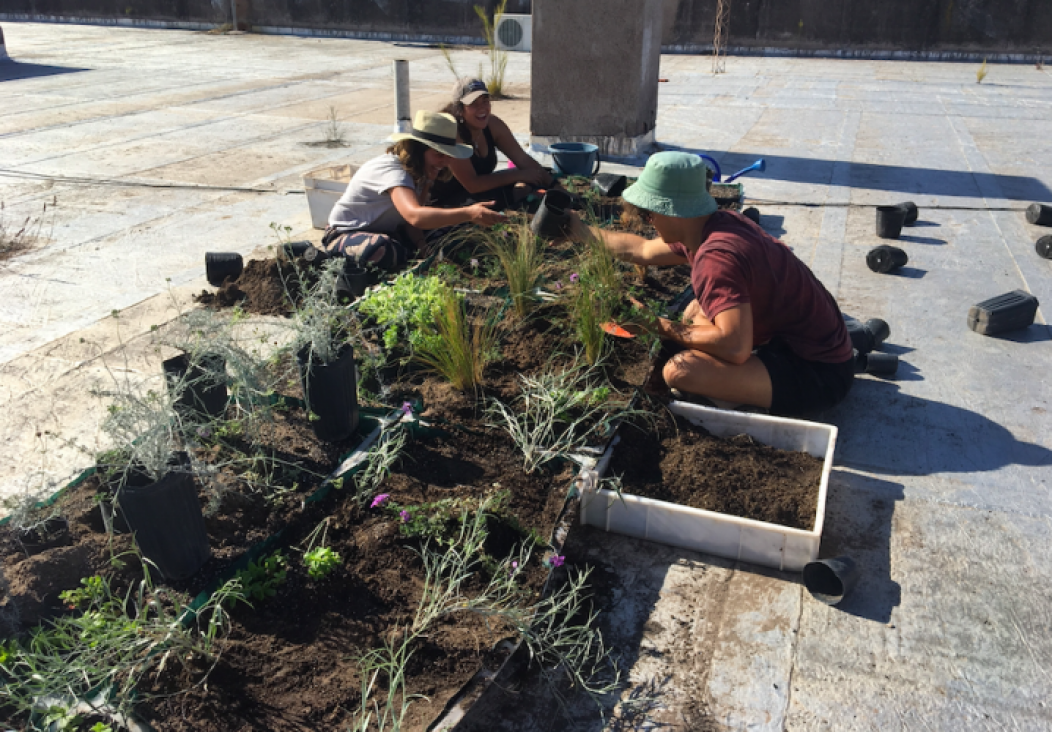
<box><xmin>370</xmin><ymin>493</ymin><xmax>390</xmax><ymax>508</ymax></box>
<box><xmin>554</xmin><ymin>281</ymin><xmax>563</xmax><ymax>291</ymax></box>
<box><xmin>470</xmin><ymin>258</ymin><xmax>479</xmax><ymax>270</ymax></box>
<box><xmin>569</xmin><ymin>273</ymin><xmax>579</xmax><ymax>284</ymax></box>
<box><xmin>509</xmin><ymin>560</ymin><xmax>519</xmax><ymax>575</ymax></box>
<box><xmin>401</xmin><ymin>401</ymin><xmax>414</xmax><ymax>417</ymax></box>
<box><xmin>400</xmin><ymin>510</ymin><xmax>410</xmax><ymax>522</ymax></box>
<box><xmin>548</xmin><ymin>554</ymin><xmax>565</xmax><ymax>568</ymax></box>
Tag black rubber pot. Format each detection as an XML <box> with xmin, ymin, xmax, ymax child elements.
<box><xmin>17</xmin><ymin>516</ymin><xmax>71</xmax><ymax>554</ymax></box>
<box><xmin>1025</xmin><ymin>203</ymin><xmax>1052</xmax><ymax>227</ymax></box>
<box><xmin>846</xmin><ymin>317</ymin><xmax>890</xmax><ymax>354</ymax></box>
<box><xmin>205</xmin><ymin>252</ymin><xmax>244</xmax><ymax>287</ymax></box>
<box><xmin>530</xmin><ymin>189</ymin><xmax>574</xmax><ymax>239</ymax></box>
<box><xmin>894</xmin><ymin>201</ymin><xmax>919</xmax><ymax>225</ymax></box>
<box><xmin>297</xmin><ymin>344</ymin><xmax>360</xmax><ymax>442</ymax></box>
<box><xmin>1037</xmin><ymin>235</ymin><xmax>1052</xmax><ymax>260</ymax></box>
<box><xmin>592</xmin><ymin>173</ymin><xmax>628</xmax><ymax>198</ymax></box>
<box><xmin>741</xmin><ymin>207</ymin><xmax>761</xmax><ymax>224</ymax></box>
<box><xmin>862</xmin><ymin>351</ymin><xmax>899</xmax><ymax>376</ymax></box>
<box><xmin>162</xmin><ymin>352</ymin><xmax>228</xmax><ymax>421</ymax></box>
<box><xmin>117</xmin><ymin>460</ymin><xmax>210</xmax><ymax>580</ymax></box>
<box><xmin>281</xmin><ymin>241</ymin><xmax>314</xmax><ymax>259</ymax></box>
<box><xmin>876</xmin><ymin>206</ymin><xmax>907</xmax><ymax>239</ymax></box>
<box><xmin>866</xmin><ymin>245</ymin><xmax>908</xmax><ymax>274</ymax></box>
<box><xmin>803</xmin><ymin>556</ymin><xmax>860</xmax><ymax>606</ymax></box>
<box><xmin>336</xmin><ymin>263</ymin><xmax>370</xmax><ymax>302</ymax></box>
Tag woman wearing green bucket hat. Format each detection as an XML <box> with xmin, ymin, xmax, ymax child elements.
<box><xmin>569</xmin><ymin>151</ymin><xmax>854</xmax><ymax>417</ymax></box>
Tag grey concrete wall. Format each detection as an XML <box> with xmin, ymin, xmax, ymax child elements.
<box><xmin>2</xmin><ymin>0</ymin><xmax>1049</xmax><ymax>53</ymax></box>
<box><xmin>665</xmin><ymin>0</ymin><xmax>1052</xmax><ymax>54</ymax></box>
<box><xmin>530</xmin><ymin>0</ymin><xmax>662</xmax><ymax>154</ymax></box>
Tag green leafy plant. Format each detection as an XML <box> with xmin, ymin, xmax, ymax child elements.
<box><xmin>351</xmin><ymin>499</ymin><xmax>619</xmax><ymax>730</ymax></box>
<box><xmin>564</xmin><ymin>232</ymin><xmax>627</xmax><ymax>365</ymax></box>
<box><xmin>412</xmin><ymin>285</ymin><xmax>499</xmax><ymax>392</ymax></box>
<box><xmin>353</xmin><ymin>422</ymin><xmax>409</xmax><ymax>503</ymax></box>
<box><xmin>357</xmin><ymin>272</ymin><xmax>447</xmax><ymax>353</ymax></box>
<box><xmin>483</xmin><ymin>220</ymin><xmax>545</xmax><ymax>318</ymax></box>
<box><xmin>288</xmin><ymin>257</ymin><xmax>356</xmax><ymax>366</ymax></box>
<box><xmin>474</xmin><ymin>0</ymin><xmax>510</xmax><ymax>98</ymax></box>
<box><xmin>487</xmin><ymin>360</ymin><xmax>642</xmax><ymax>474</ymax></box>
<box><xmin>303</xmin><ymin>546</ymin><xmax>342</xmax><ymax>580</ymax></box>
<box><xmin>0</xmin><ymin>572</ymin><xmax>245</xmax><ymax>730</ymax></box>
<box><xmin>232</xmin><ymin>552</ymin><xmax>288</xmax><ymax>603</ymax></box>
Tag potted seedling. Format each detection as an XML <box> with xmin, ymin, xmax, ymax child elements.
<box><xmin>93</xmin><ymin>372</ymin><xmax>210</xmax><ymax>581</ymax></box>
<box><xmin>289</xmin><ymin>258</ymin><xmax>360</xmax><ymax>442</ymax></box>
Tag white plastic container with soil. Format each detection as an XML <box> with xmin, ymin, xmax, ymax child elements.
<box><xmin>579</xmin><ymin>401</ymin><xmax>837</xmax><ymax>572</ymax></box>
<box><xmin>303</xmin><ymin>164</ymin><xmax>357</xmax><ymax>230</ymax></box>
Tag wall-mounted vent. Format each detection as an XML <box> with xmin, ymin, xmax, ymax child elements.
<box><xmin>495</xmin><ymin>14</ymin><xmax>531</xmax><ymax>52</ymax></box>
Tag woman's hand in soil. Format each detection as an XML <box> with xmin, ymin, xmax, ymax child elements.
<box><xmin>465</xmin><ymin>202</ymin><xmax>508</xmax><ymax>227</ymax></box>
<box><xmin>518</xmin><ymin>166</ymin><xmax>551</xmax><ymax>188</ymax></box>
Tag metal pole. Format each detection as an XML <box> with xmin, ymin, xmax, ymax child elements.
<box><xmin>393</xmin><ymin>60</ymin><xmax>411</xmax><ymax>134</ymax></box>
<box><xmin>230</xmin><ymin>0</ymin><xmax>238</xmax><ymax>32</ymax></box>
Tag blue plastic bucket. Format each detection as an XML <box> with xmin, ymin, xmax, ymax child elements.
<box><xmin>549</xmin><ymin>142</ymin><xmax>600</xmax><ymax>178</ymax></box>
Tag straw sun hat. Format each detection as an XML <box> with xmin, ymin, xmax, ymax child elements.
<box><xmin>622</xmin><ymin>151</ymin><xmax>718</xmax><ymax>218</ymax></box>
<box><xmin>389</xmin><ymin>110</ymin><xmax>472</xmax><ymax>159</ymax></box>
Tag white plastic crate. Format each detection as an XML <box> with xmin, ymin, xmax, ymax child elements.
<box><xmin>579</xmin><ymin>401</ymin><xmax>837</xmax><ymax>572</ymax></box>
<box><xmin>303</xmin><ymin>164</ymin><xmax>356</xmax><ymax>229</ymax></box>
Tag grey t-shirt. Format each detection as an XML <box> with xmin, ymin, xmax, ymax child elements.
<box><xmin>328</xmin><ymin>154</ymin><xmax>422</xmax><ymax>233</ymax></box>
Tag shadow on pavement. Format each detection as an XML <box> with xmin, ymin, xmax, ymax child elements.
<box><xmin>814</xmin><ymin>470</ymin><xmax>903</xmax><ymax>624</ymax></box>
<box><xmin>827</xmin><ymin>378</ymin><xmax>1052</xmax><ymax>476</ymax></box>
<box><xmin>0</xmin><ymin>62</ymin><xmax>90</xmax><ymax>82</ymax></box>
<box><xmin>663</xmin><ymin>145</ymin><xmax>1052</xmax><ymax>202</ymax></box>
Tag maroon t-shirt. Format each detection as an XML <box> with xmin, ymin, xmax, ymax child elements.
<box><xmin>666</xmin><ymin>211</ymin><xmax>853</xmax><ymax>363</ymax></box>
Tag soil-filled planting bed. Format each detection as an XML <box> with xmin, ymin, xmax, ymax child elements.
<box><xmin>2</xmin><ymin>187</ymin><xmax>814</xmax><ymax>731</ymax></box>
<box><xmin>138</xmin><ymin>427</ymin><xmax>575</xmax><ymax>731</ymax></box>
<box><xmin>610</xmin><ymin>410</ymin><xmax>823</xmax><ymax>530</ymax></box>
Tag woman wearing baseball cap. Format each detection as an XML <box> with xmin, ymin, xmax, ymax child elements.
<box><xmin>569</xmin><ymin>151</ymin><xmax>854</xmax><ymax>417</ymax></box>
<box><xmin>430</xmin><ymin>78</ymin><xmax>553</xmax><ymax>210</ymax></box>
<box><xmin>324</xmin><ymin>109</ymin><xmax>507</xmax><ymax>270</ymax></box>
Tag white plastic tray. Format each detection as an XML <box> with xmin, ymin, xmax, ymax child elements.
<box><xmin>303</xmin><ymin>164</ymin><xmax>356</xmax><ymax>229</ymax></box>
<box><xmin>579</xmin><ymin>401</ymin><xmax>837</xmax><ymax>572</ymax></box>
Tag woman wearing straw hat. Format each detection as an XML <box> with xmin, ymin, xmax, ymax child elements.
<box><xmin>430</xmin><ymin>78</ymin><xmax>553</xmax><ymax>210</ymax></box>
<box><xmin>570</xmin><ymin>151</ymin><xmax>854</xmax><ymax>417</ymax></box>
<box><xmin>324</xmin><ymin>110</ymin><xmax>507</xmax><ymax>270</ymax></box>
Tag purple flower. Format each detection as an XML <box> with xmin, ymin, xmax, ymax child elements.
<box><xmin>569</xmin><ymin>273</ymin><xmax>579</xmax><ymax>284</ymax></box>
<box><xmin>470</xmin><ymin>258</ymin><xmax>479</xmax><ymax>270</ymax></box>
<box><xmin>554</xmin><ymin>281</ymin><xmax>563</xmax><ymax>291</ymax></box>
<box><xmin>548</xmin><ymin>554</ymin><xmax>565</xmax><ymax>568</ymax></box>
<box><xmin>400</xmin><ymin>401</ymin><xmax>414</xmax><ymax>417</ymax></box>
<box><xmin>196</xmin><ymin>426</ymin><xmax>212</xmax><ymax>438</ymax></box>
<box><xmin>509</xmin><ymin>560</ymin><xmax>519</xmax><ymax>575</ymax></box>
<box><xmin>370</xmin><ymin>493</ymin><xmax>390</xmax><ymax>508</ymax></box>
<box><xmin>400</xmin><ymin>510</ymin><xmax>410</xmax><ymax>523</ymax></box>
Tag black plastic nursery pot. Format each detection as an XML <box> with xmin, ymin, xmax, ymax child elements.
<box><xmin>205</xmin><ymin>252</ymin><xmax>244</xmax><ymax>287</ymax></box>
<box><xmin>1026</xmin><ymin>203</ymin><xmax>1052</xmax><ymax>227</ymax></box>
<box><xmin>162</xmin><ymin>352</ymin><xmax>228</xmax><ymax>421</ymax></box>
<box><xmin>530</xmin><ymin>189</ymin><xmax>574</xmax><ymax>238</ymax></box>
<box><xmin>895</xmin><ymin>201</ymin><xmax>919</xmax><ymax>225</ymax></box>
<box><xmin>1038</xmin><ymin>235</ymin><xmax>1052</xmax><ymax>260</ymax></box>
<box><xmin>866</xmin><ymin>245</ymin><xmax>908</xmax><ymax>274</ymax></box>
<box><xmin>117</xmin><ymin>460</ymin><xmax>210</xmax><ymax>581</ymax></box>
<box><xmin>297</xmin><ymin>344</ymin><xmax>360</xmax><ymax>442</ymax></box>
<box><xmin>967</xmin><ymin>290</ymin><xmax>1039</xmax><ymax>336</ymax></box>
<box><xmin>336</xmin><ymin>262</ymin><xmax>371</xmax><ymax>301</ymax></box>
<box><xmin>876</xmin><ymin>205</ymin><xmax>907</xmax><ymax>239</ymax></box>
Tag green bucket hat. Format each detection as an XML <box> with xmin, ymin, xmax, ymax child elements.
<box><xmin>622</xmin><ymin>152</ymin><xmax>718</xmax><ymax>218</ymax></box>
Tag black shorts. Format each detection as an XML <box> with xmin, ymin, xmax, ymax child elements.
<box><xmin>755</xmin><ymin>339</ymin><xmax>855</xmax><ymax>418</ymax></box>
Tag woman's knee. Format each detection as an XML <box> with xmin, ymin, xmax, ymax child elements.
<box><xmin>663</xmin><ymin>350</ymin><xmax>710</xmax><ymax>389</ymax></box>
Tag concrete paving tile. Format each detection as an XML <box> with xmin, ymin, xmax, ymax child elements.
<box><xmin>791</xmin><ymin>496</ymin><xmax>1052</xmax><ymax>731</ymax></box>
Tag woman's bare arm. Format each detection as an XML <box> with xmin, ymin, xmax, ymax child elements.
<box><xmin>390</xmin><ymin>187</ymin><xmax>505</xmax><ymax>229</ymax></box>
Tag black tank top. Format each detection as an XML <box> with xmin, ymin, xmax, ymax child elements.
<box><xmin>429</xmin><ymin>126</ymin><xmax>499</xmax><ymax>206</ymax></box>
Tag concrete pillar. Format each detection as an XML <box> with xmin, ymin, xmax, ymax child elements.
<box><xmin>393</xmin><ymin>60</ymin><xmax>411</xmax><ymax>134</ymax></box>
<box><xmin>0</xmin><ymin>26</ymin><xmax>9</xmax><ymax>62</ymax></box>
<box><xmin>530</xmin><ymin>0</ymin><xmax>664</xmax><ymax>159</ymax></box>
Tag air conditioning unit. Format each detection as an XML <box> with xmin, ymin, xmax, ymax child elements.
<box><xmin>495</xmin><ymin>14</ymin><xmax>531</xmax><ymax>52</ymax></box>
